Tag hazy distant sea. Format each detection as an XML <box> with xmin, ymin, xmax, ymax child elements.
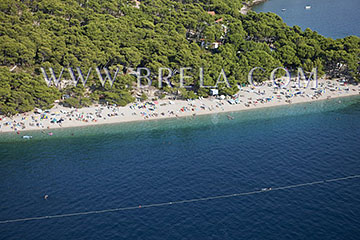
<box><xmin>253</xmin><ymin>0</ymin><xmax>360</xmax><ymax>39</ymax></box>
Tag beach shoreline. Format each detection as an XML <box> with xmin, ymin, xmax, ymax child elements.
<box><xmin>240</xmin><ymin>0</ymin><xmax>268</xmax><ymax>15</ymax></box>
<box><xmin>1</xmin><ymin>79</ymin><xmax>359</xmax><ymax>135</ymax></box>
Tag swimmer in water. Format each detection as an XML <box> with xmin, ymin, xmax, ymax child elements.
<box><xmin>227</xmin><ymin>115</ymin><xmax>234</xmax><ymax>120</ymax></box>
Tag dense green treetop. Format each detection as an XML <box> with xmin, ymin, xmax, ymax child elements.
<box><xmin>0</xmin><ymin>0</ymin><xmax>359</xmax><ymax>115</ymax></box>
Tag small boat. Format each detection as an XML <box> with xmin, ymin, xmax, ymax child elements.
<box><xmin>281</xmin><ymin>8</ymin><xmax>286</xmax><ymax>11</ymax></box>
<box><xmin>305</xmin><ymin>5</ymin><xmax>311</xmax><ymax>9</ymax></box>
<box><xmin>22</xmin><ymin>136</ymin><xmax>32</xmax><ymax>139</ymax></box>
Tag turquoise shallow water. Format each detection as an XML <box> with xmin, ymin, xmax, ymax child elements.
<box><xmin>1</xmin><ymin>96</ymin><xmax>360</xmax><ymax>239</ymax></box>
<box><xmin>253</xmin><ymin>0</ymin><xmax>360</xmax><ymax>39</ymax></box>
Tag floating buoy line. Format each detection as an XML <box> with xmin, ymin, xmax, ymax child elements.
<box><xmin>1</xmin><ymin>174</ymin><xmax>360</xmax><ymax>224</ymax></box>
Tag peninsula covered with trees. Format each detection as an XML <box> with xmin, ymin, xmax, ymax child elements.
<box><xmin>1</xmin><ymin>0</ymin><xmax>359</xmax><ymax>115</ymax></box>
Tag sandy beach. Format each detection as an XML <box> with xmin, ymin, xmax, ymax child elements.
<box><xmin>1</xmin><ymin>78</ymin><xmax>359</xmax><ymax>135</ymax></box>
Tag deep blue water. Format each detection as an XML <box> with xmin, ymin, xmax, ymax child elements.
<box><xmin>253</xmin><ymin>0</ymin><xmax>360</xmax><ymax>39</ymax></box>
<box><xmin>1</xmin><ymin>96</ymin><xmax>360</xmax><ymax>240</ymax></box>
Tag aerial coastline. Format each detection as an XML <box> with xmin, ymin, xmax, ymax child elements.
<box><xmin>1</xmin><ymin>0</ymin><xmax>360</xmax><ymax>238</ymax></box>
<box><xmin>1</xmin><ymin>78</ymin><xmax>359</xmax><ymax>134</ymax></box>
<box><xmin>240</xmin><ymin>0</ymin><xmax>268</xmax><ymax>15</ymax></box>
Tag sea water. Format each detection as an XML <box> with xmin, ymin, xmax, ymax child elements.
<box><xmin>1</xmin><ymin>96</ymin><xmax>360</xmax><ymax>239</ymax></box>
<box><xmin>253</xmin><ymin>0</ymin><xmax>360</xmax><ymax>39</ymax></box>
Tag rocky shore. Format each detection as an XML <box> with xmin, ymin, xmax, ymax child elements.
<box><xmin>240</xmin><ymin>0</ymin><xmax>268</xmax><ymax>15</ymax></box>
